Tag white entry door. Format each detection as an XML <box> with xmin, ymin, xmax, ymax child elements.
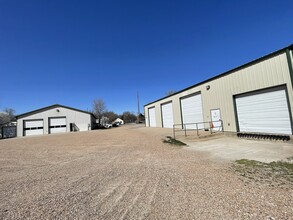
<box><xmin>235</xmin><ymin>88</ymin><xmax>292</xmax><ymax>134</ymax></box>
<box><xmin>24</xmin><ymin>120</ymin><xmax>44</xmax><ymax>136</ymax></box>
<box><xmin>49</xmin><ymin>117</ymin><xmax>67</xmax><ymax>134</ymax></box>
<box><xmin>210</xmin><ymin>109</ymin><xmax>222</xmax><ymax>131</ymax></box>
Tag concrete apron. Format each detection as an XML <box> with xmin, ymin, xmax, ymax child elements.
<box><xmin>178</xmin><ymin>134</ymin><xmax>293</xmax><ymax>163</ymax></box>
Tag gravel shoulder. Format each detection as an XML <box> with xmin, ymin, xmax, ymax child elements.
<box><xmin>0</xmin><ymin>124</ymin><xmax>292</xmax><ymax>219</ymax></box>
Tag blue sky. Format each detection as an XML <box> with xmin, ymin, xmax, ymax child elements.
<box><xmin>0</xmin><ymin>0</ymin><xmax>292</xmax><ymax>115</ymax></box>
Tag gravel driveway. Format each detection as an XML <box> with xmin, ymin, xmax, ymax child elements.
<box><xmin>0</xmin><ymin>124</ymin><xmax>292</xmax><ymax>219</ymax></box>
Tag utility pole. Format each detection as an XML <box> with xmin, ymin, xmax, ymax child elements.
<box><xmin>137</xmin><ymin>92</ymin><xmax>140</xmax><ymax>122</ymax></box>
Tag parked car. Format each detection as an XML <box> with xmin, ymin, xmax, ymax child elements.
<box><xmin>104</xmin><ymin>123</ymin><xmax>112</xmax><ymax>129</ymax></box>
<box><xmin>112</xmin><ymin>122</ymin><xmax>120</xmax><ymax>127</ymax></box>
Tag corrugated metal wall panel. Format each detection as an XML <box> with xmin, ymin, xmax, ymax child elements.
<box><xmin>144</xmin><ymin>51</ymin><xmax>293</xmax><ymax>134</ymax></box>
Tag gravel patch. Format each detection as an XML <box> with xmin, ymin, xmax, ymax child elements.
<box><xmin>0</xmin><ymin>124</ymin><xmax>292</xmax><ymax>219</ymax></box>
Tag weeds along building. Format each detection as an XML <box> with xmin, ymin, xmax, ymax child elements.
<box><xmin>144</xmin><ymin>44</ymin><xmax>293</xmax><ymax>135</ymax></box>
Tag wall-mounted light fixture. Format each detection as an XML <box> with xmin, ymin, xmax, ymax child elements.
<box><xmin>206</xmin><ymin>85</ymin><xmax>210</xmax><ymax>90</ymax></box>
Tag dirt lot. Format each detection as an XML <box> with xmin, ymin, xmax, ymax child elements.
<box><xmin>0</xmin><ymin>125</ymin><xmax>292</xmax><ymax>219</ymax></box>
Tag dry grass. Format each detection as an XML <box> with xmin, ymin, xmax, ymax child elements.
<box><xmin>233</xmin><ymin>158</ymin><xmax>293</xmax><ymax>188</ymax></box>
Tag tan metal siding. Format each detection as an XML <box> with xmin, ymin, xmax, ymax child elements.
<box><xmin>144</xmin><ymin>51</ymin><xmax>293</xmax><ymax>133</ymax></box>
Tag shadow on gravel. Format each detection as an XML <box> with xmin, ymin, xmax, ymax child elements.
<box><xmin>162</xmin><ymin>136</ymin><xmax>187</xmax><ymax>147</ymax></box>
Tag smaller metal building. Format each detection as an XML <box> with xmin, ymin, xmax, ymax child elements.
<box><xmin>16</xmin><ymin>104</ymin><xmax>96</xmax><ymax>137</ymax></box>
<box><xmin>144</xmin><ymin>44</ymin><xmax>293</xmax><ymax>135</ymax></box>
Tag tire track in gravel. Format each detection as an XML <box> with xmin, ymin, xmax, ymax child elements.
<box><xmin>1</xmin><ymin>149</ymin><xmax>128</xmax><ymax>219</ymax></box>
<box><xmin>0</xmin><ymin>153</ymin><xmax>120</xmax><ymax>208</ymax></box>
<box><xmin>101</xmin><ymin>178</ymin><xmax>149</xmax><ymax>219</ymax></box>
<box><xmin>119</xmin><ymin>175</ymin><xmax>160</xmax><ymax>220</ymax></box>
<box><xmin>19</xmin><ymin>168</ymin><xmax>129</xmax><ymax>219</ymax></box>
<box><xmin>96</xmin><ymin>172</ymin><xmax>160</xmax><ymax>220</ymax></box>
<box><xmin>96</xmin><ymin>180</ymin><xmax>134</xmax><ymax>217</ymax></box>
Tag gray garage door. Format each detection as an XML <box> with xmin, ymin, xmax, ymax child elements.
<box><xmin>180</xmin><ymin>93</ymin><xmax>204</xmax><ymax>129</ymax></box>
<box><xmin>49</xmin><ymin>117</ymin><xmax>67</xmax><ymax>134</ymax></box>
<box><xmin>24</xmin><ymin>120</ymin><xmax>44</xmax><ymax>136</ymax></box>
<box><xmin>235</xmin><ymin>88</ymin><xmax>292</xmax><ymax>134</ymax></box>
<box><xmin>148</xmin><ymin>107</ymin><xmax>156</xmax><ymax>127</ymax></box>
<box><xmin>161</xmin><ymin>102</ymin><xmax>174</xmax><ymax>128</ymax></box>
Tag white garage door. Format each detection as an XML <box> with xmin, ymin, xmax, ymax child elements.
<box><xmin>148</xmin><ymin>107</ymin><xmax>156</xmax><ymax>127</ymax></box>
<box><xmin>161</xmin><ymin>102</ymin><xmax>174</xmax><ymax>128</ymax></box>
<box><xmin>181</xmin><ymin>93</ymin><xmax>204</xmax><ymax>129</ymax></box>
<box><xmin>24</xmin><ymin>120</ymin><xmax>44</xmax><ymax>136</ymax></box>
<box><xmin>49</xmin><ymin>117</ymin><xmax>67</xmax><ymax>134</ymax></box>
<box><xmin>235</xmin><ymin>88</ymin><xmax>292</xmax><ymax>134</ymax></box>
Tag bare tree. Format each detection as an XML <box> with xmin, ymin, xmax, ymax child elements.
<box><xmin>4</xmin><ymin>108</ymin><xmax>15</xmax><ymax>119</ymax></box>
<box><xmin>0</xmin><ymin>113</ymin><xmax>9</xmax><ymax>125</ymax></box>
<box><xmin>166</xmin><ymin>90</ymin><xmax>177</xmax><ymax>96</ymax></box>
<box><xmin>103</xmin><ymin>111</ymin><xmax>118</xmax><ymax>122</ymax></box>
<box><xmin>92</xmin><ymin>99</ymin><xmax>107</xmax><ymax>119</ymax></box>
<box><xmin>0</xmin><ymin>108</ymin><xmax>16</xmax><ymax>125</ymax></box>
<box><xmin>121</xmin><ymin>111</ymin><xmax>137</xmax><ymax>124</ymax></box>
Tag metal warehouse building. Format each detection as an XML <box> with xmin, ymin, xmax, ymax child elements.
<box><xmin>144</xmin><ymin>44</ymin><xmax>293</xmax><ymax>135</ymax></box>
<box><xmin>16</xmin><ymin>104</ymin><xmax>96</xmax><ymax>137</ymax></box>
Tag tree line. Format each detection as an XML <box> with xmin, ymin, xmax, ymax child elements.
<box><xmin>0</xmin><ymin>108</ymin><xmax>15</xmax><ymax>125</ymax></box>
<box><xmin>92</xmin><ymin>99</ymin><xmax>144</xmax><ymax>124</ymax></box>
<box><xmin>0</xmin><ymin>99</ymin><xmax>144</xmax><ymax>126</ymax></box>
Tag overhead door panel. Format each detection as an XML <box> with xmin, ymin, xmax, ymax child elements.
<box><xmin>49</xmin><ymin>117</ymin><xmax>67</xmax><ymax>134</ymax></box>
<box><xmin>24</xmin><ymin>120</ymin><xmax>44</xmax><ymax>136</ymax></box>
<box><xmin>161</xmin><ymin>102</ymin><xmax>174</xmax><ymax>128</ymax></box>
<box><xmin>50</xmin><ymin>117</ymin><xmax>66</xmax><ymax>126</ymax></box>
<box><xmin>181</xmin><ymin>93</ymin><xmax>204</xmax><ymax>129</ymax></box>
<box><xmin>148</xmin><ymin>107</ymin><xmax>156</xmax><ymax>127</ymax></box>
<box><xmin>235</xmin><ymin>88</ymin><xmax>292</xmax><ymax>134</ymax></box>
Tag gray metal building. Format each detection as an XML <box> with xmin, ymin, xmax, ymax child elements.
<box><xmin>144</xmin><ymin>44</ymin><xmax>293</xmax><ymax>135</ymax></box>
<box><xmin>16</xmin><ymin>104</ymin><xmax>96</xmax><ymax>137</ymax></box>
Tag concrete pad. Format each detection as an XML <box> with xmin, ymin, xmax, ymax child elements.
<box><xmin>182</xmin><ymin>136</ymin><xmax>293</xmax><ymax>162</ymax></box>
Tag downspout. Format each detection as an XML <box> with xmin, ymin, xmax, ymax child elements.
<box><xmin>285</xmin><ymin>48</ymin><xmax>293</xmax><ymax>134</ymax></box>
<box><xmin>286</xmin><ymin>48</ymin><xmax>293</xmax><ymax>89</ymax></box>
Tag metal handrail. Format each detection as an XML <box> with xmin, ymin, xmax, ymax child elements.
<box><xmin>173</xmin><ymin>120</ymin><xmax>223</xmax><ymax>139</ymax></box>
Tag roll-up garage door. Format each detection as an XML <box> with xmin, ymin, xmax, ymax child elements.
<box><xmin>161</xmin><ymin>102</ymin><xmax>174</xmax><ymax>128</ymax></box>
<box><xmin>181</xmin><ymin>93</ymin><xmax>204</xmax><ymax>129</ymax></box>
<box><xmin>235</xmin><ymin>87</ymin><xmax>292</xmax><ymax>134</ymax></box>
<box><xmin>24</xmin><ymin>120</ymin><xmax>44</xmax><ymax>136</ymax></box>
<box><xmin>49</xmin><ymin>117</ymin><xmax>67</xmax><ymax>134</ymax></box>
<box><xmin>148</xmin><ymin>107</ymin><xmax>156</xmax><ymax>127</ymax></box>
